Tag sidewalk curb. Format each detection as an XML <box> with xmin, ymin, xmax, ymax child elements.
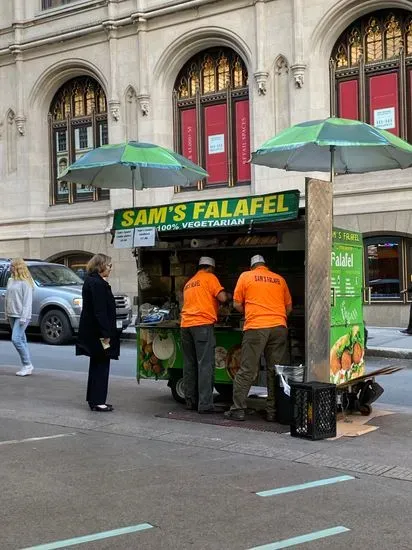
<box><xmin>121</xmin><ymin>331</ymin><xmax>136</xmax><ymax>341</ymax></box>
<box><xmin>366</xmin><ymin>348</ymin><xmax>412</xmax><ymax>360</ymax></box>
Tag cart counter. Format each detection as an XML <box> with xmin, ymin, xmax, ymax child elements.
<box><xmin>136</xmin><ymin>323</ymin><xmax>243</xmax><ymax>382</ymax></box>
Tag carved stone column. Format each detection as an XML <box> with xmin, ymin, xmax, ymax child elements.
<box><xmin>104</xmin><ymin>23</ymin><xmax>123</xmax><ymax>143</ymax></box>
<box><xmin>9</xmin><ymin>46</ymin><xmax>26</xmax><ymax>136</ymax></box>
<box><xmin>254</xmin><ymin>0</ymin><xmax>265</xmax><ymax>76</ymax></box>
<box><xmin>252</xmin><ymin>0</ymin><xmax>272</xmax><ymax>154</ymax></box>
<box><xmin>289</xmin><ymin>0</ymin><xmax>309</xmax><ymax>124</ymax></box>
<box><xmin>134</xmin><ymin>16</ymin><xmax>152</xmax><ymax>140</ymax></box>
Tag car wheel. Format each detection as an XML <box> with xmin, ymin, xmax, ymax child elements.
<box><xmin>169</xmin><ymin>373</ymin><xmax>185</xmax><ymax>404</ymax></box>
<box><xmin>40</xmin><ymin>309</ymin><xmax>72</xmax><ymax>345</ymax></box>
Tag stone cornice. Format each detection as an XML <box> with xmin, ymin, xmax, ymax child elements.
<box><xmin>0</xmin><ymin>0</ymin><xmax>244</xmax><ymax>57</ymax></box>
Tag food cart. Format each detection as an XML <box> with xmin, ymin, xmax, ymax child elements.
<box><xmin>112</xmin><ymin>190</ymin><xmax>367</xmax><ymax>407</ymax></box>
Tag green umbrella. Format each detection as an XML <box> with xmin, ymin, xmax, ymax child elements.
<box><xmin>251</xmin><ymin>117</ymin><xmax>412</xmax><ymax>182</ymax></box>
<box><xmin>58</xmin><ymin>141</ymin><xmax>208</xmax><ymax>206</ymax></box>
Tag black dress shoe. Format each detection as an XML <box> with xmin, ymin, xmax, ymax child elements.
<box><xmin>399</xmin><ymin>330</ymin><xmax>412</xmax><ymax>335</ymax></box>
<box><xmin>90</xmin><ymin>404</ymin><xmax>113</xmax><ymax>412</ymax></box>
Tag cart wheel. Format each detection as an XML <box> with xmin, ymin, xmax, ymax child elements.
<box><xmin>169</xmin><ymin>375</ymin><xmax>185</xmax><ymax>404</ymax></box>
<box><xmin>214</xmin><ymin>383</ymin><xmax>233</xmax><ymax>402</ymax></box>
<box><xmin>359</xmin><ymin>404</ymin><xmax>372</xmax><ymax>416</ymax></box>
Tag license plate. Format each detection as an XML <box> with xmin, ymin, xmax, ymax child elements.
<box><xmin>116</xmin><ymin>320</ymin><xmax>123</xmax><ymax>329</ymax></box>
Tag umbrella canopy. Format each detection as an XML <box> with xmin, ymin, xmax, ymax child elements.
<box><xmin>58</xmin><ymin>141</ymin><xmax>208</xmax><ymax>191</ymax></box>
<box><xmin>251</xmin><ymin>118</ymin><xmax>412</xmax><ymax>178</ymax></box>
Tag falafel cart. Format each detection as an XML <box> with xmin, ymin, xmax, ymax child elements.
<box><xmin>112</xmin><ymin>191</ymin><xmax>367</xmax><ymax>408</ymax></box>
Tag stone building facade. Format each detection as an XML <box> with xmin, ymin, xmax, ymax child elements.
<box><xmin>1</xmin><ymin>0</ymin><xmax>412</xmax><ymax>326</ymax></box>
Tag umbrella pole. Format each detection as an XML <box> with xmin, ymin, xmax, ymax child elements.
<box><xmin>137</xmin><ymin>247</ymin><xmax>142</xmax><ymax>325</ymax></box>
<box><xmin>131</xmin><ymin>166</ymin><xmax>136</xmax><ymax>207</ymax></box>
<box><xmin>330</xmin><ymin>145</ymin><xmax>335</xmax><ymax>184</ymax></box>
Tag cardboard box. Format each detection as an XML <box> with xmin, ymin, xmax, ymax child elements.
<box><xmin>150</xmin><ymin>276</ymin><xmax>172</xmax><ymax>294</ymax></box>
<box><xmin>184</xmin><ymin>263</ymin><xmax>197</xmax><ymax>276</ymax></box>
<box><xmin>170</xmin><ymin>263</ymin><xmax>185</xmax><ymax>276</ymax></box>
<box><xmin>174</xmin><ymin>276</ymin><xmax>188</xmax><ymax>293</ymax></box>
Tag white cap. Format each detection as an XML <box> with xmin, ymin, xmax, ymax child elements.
<box><xmin>199</xmin><ymin>256</ymin><xmax>215</xmax><ymax>267</ymax></box>
<box><xmin>251</xmin><ymin>254</ymin><xmax>265</xmax><ymax>267</ymax></box>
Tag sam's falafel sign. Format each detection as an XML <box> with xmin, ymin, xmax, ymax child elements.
<box><xmin>112</xmin><ymin>190</ymin><xmax>300</xmax><ymax>237</ymax></box>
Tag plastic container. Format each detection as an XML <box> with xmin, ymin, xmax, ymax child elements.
<box><xmin>290</xmin><ymin>382</ymin><xmax>337</xmax><ymax>440</ymax></box>
<box><xmin>274</xmin><ymin>365</ymin><xmax>305</xmax><ymax>425</ymax></box>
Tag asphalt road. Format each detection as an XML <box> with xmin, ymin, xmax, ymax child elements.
<box><xmin>1</xmin><ymin>336</ymin><xmax>412</xmax><ymax>549</ymax></box>
<box><xmin>0</xmin><ymin>331</ymin><xmax>137</xmax><ymax>378</ymax></box>
<box><xmin>0</xmin><ymin>333</ymin><xmax>410</xmax><ymax>407</ymax></box>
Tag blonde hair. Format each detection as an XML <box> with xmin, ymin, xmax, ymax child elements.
<box><xmin>11</xmin><ymin>258</ymin><xmax>34</xmax><ymax>287</ymax></box>
<box><xmin>86</xmin><ymin>254</ymin><xmax>112</xmax><ymax>274</ymax></box>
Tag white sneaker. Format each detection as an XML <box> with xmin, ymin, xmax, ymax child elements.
<box><xmin>16</xmin><ymin>365</ymin><xmax>34</xmax><ymax>377</ymax></box>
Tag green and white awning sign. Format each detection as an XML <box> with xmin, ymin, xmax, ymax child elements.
<box><xmin>112</xmin><ymin>190</ymin><xmax>300</xmax><ymax>233</ymax></box>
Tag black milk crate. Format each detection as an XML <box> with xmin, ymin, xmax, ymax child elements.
<box><xmin>290</xmin><ymin>382</ymin><xmax>336</xmax><ymax>440</ymax></box>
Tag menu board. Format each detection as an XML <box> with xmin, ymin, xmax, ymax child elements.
<box><xmin>331</xmin><ymin>243</ymin><xmax>362</xmax><ymax>297</ymax></box>
<box><xmin>331</xmin><ymin>231</ymin><xmax>363</xmax><ymax>298</ymax></box>
<box><xmin>330</xmin><ymin>229</ymin><xmax>365</xmax><ymax>385</ymax></box>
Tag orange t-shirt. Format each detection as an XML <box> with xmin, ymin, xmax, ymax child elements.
<box><xmin>180</xmin><ymin>270</ymin><xmax>224</xmax><ymax>328</ymax></box>
<box><xmin>233</xmin><ymin>266</ymin><xmax>292</xmax><ymax>331</ymax></box>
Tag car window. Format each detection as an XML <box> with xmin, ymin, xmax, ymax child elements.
<box><xmin>0</xmin><ymin>265</ymin><xmax>10</xmax><ymax>288</ymax></box>
<box><xmin>28</xmin><ymin>265</ymin><xmax>83</xmax><ymax>287</ymax></box>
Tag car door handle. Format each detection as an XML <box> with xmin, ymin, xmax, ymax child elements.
<box><xmin>0</xmin><ymin>292</ymin><xmax>5</xmax><ymax>297</ymax></box>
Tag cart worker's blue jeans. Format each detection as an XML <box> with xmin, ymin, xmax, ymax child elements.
<box><xmin>9</xmin><ymin>317</ymin><xmax>32</xmax><ymax>366</ymax></box>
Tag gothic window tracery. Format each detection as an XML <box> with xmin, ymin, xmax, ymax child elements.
<box><xmin>331</xmin><ymin>9</ymin><xmax>412</xmax><ymax>141</ymax></box>
<box><xmin>173</xmin><ymin>48</ymin><xmax>249</xmax><ymax>190</ymax></box>
<box><xmin>49</xmin><ymin>76</ymin><xmax>108</xmax><ymax>205</ymax></box>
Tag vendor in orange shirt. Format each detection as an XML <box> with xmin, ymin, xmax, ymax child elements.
<box><xmin>180</xmin><ymin>257</ymin><xmax>228</xmax><ymax>413</ymax></box>
<box><xmin>224</xmin><ymin>254</ymin><xmax>292</xmax><ymax>422</ymax></box>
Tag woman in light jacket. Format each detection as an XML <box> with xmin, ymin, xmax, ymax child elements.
<box><xmin>5</xmin><ymin>258</ymin><xmax>34</xmax><ymax>376</ymax></box>
<box><xmin>76</xmin><ymin>254</ymin><xmax>120</xmax><ymax>412</ymax></box>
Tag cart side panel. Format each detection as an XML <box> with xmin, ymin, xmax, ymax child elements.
<box><xmin>215</xmin><ymin>330</ymin><xmax>243</xmax><ymax>384</ymax></box>
<box><xmin>330</xmin><ymin>229</ymin><xmax>365</xmax><ymax>384</ymax></box>
<box><xmin>137</xmin><ymin>327</ymin><xmax>243</xmax><ymax>384</ymax></box>
<box><xmin>137</xmin><ymin>328</ymin><xmax>183</xmax><ymax>380</ymax></box>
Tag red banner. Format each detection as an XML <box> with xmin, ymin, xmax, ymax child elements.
<box><xmin>235</xmin><ymin>100</ymin><xmax>251</xmax><ymax>182</ymax></box>
<box><xmin>369</xmin><ymin>73</ymin><xmax>399</xmax><ymax>135</ymax></box>
<box><xmin>338</xmin><ymin>80</ymin><xmax>359</xmax><ymax>120</ymax></box>
<box><xmin>181</xmin><ymin>109</ymin><xmax>198</xmax><ymax>163</ymax></box>
<box><xmin>204</xmin><ymin>104</ymin><xmax>228</xmax><ymax>185</ymax></box>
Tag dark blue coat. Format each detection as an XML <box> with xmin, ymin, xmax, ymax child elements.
<box><xmin>75</xmin><ymin>271</ymin><xmax>120</xmax><ymax>360</ymax></box>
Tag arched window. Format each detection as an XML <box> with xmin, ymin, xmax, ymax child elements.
<box><xmin>51</xmin><ymin>251</ymin><xmax>93</xmax><ymax>280</ymax></box>
<box><xmin>48</xmin><ymin>76</ymin><xmax>108</xmax><ymax>204</ymax></box>
<box><xmin>173</xmin><ymin>48</ymin><xmax>250</xmax><ymax>190</ymax></box>
<box><xmin>330</xmin><ymin>10</ymin><xmax>412</xmax><ymax>140</ymax></box>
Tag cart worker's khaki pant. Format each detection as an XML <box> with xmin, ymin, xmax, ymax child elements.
<box><xmin>181</xmin><ymin>324</ymin><xmax>215</xmax><ymax>412</ymax></box>
<box><xmin>231</xmin><ymin>326</ymin><xmax>288</xmax><ymax>414</ymax></box>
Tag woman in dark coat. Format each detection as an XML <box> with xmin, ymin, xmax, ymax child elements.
<box><xmin>76</xmin><ymin>254</ymin><xmax>120</xmax><ymax>412</ymax></box>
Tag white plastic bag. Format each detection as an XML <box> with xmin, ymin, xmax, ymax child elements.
<box><xmin>279</xmin><ymin>373</ymin><xmax>291</xmax><ymax>397</ymax></box>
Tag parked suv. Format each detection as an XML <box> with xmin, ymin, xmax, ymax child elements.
<box><xmin>0</xmin><ymin>259</ymin><xmax>132</xmax><ymax>345</ymax></box>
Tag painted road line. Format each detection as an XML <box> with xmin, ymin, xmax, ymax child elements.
<box><xmin>20</xmin><ymin>523</ymin><xmax>154</xmax><ymax>550</ymax></box>
<box><xmin>256</xmin><ymin>475</ymin><xmax>354</xmax><ymax>497</ymax></box>
<box><xmin>0</xmin><ymin>433</ymin><xmax>77</xmax><ymax>446</ymax></box>
<box><xmin>248</xmin><ymin>526</ymin><xmax>350</xmax><ymax>550</ymax></box>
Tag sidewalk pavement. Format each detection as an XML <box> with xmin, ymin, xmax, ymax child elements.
<box><xmin>366</xmin><ymin>326</ymin><xmax>412</xmax><ymax>359</ymax></box>
<box><xmin>122</xmin><ymin>324</ymin><xmax>412</xmax><ymax>360</ymax></box>
<box><xmin>1</xmin><ymin>365</ymin><xmax>412</xmax><ymax>480</ymax></box>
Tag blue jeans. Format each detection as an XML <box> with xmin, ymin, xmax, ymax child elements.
<box><xmin>9</xmin><ymin>317</ymin><xmax>31</xmax><ymax>367</ymax></box>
